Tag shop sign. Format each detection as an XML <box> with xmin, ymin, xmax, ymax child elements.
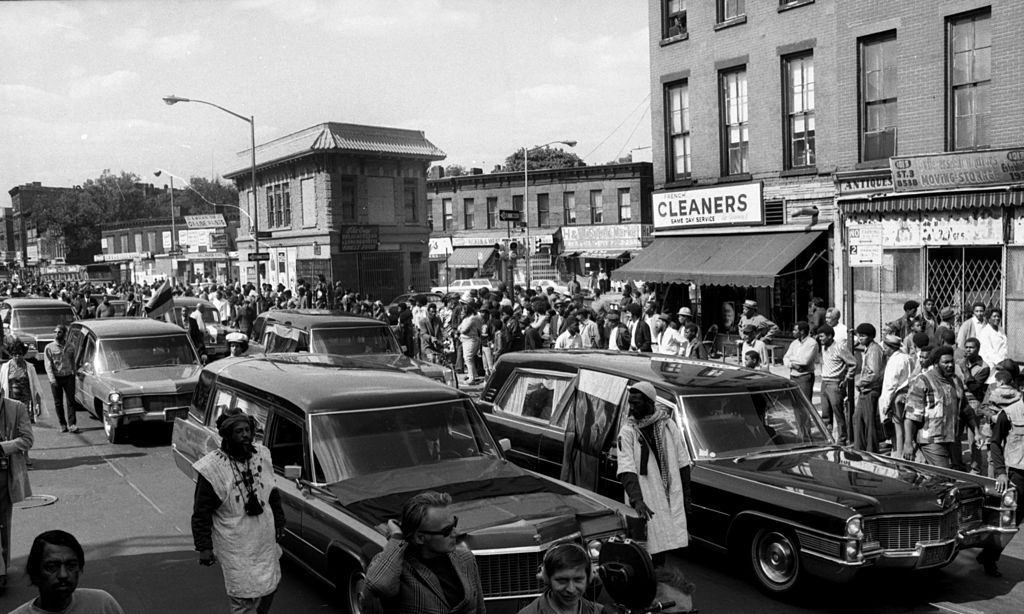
<box><xmin>184</xmin><ymin>214</ymin><xmax>227</xmax><ymax>229</ymax></box>
<box><xmin>890</xmin><ymin>147</ymin><xmax>1024</xmax><ymax>192</ymax></box>
<box><xmin>210</xmin><ymin>233</ymin><xmax>229</xmax><ymax>250</ymax></box>
<box><xmin>429</xmin><ymin>237</ymin><xmax>453</xmax><ymax>258</ymax></box>
<box><xmin>1013</xmin><ymin>216</ymin><xmax>1024</xmax><ymax>245</ymax></box>
<box><xmin>562</xmin><ymin>223</ymin><xmax>649</xmax><ymax>250</ymax></box>
<box><xmin>451</xmin><ymin>234</ymin><xmax>554</xmax><ymax>247</ymax></box>
<box><xmin>849</xmin><ymin>212</ymin><xmax>1004</xmax><ymax>248</ymax></box>
<box><xmin>94</xmin><ymin>251</ymin><xmax>152</xmax><ymax>263</ymax></box>
<box><xmin>836</xmin><ymin>171</ymin><xmax>893</xmax><ymax>196</ymax></box>
<box><xmin>847</xmin><ymin>225</ymin><xmax>882</xmax><ymax>267</ymax></box>
<box><xmin>340</xmin><ymin>225</ymin><xmax>379</xmax><ymax>251</ymax></box>
<box><xmin>653</xmin><ymin>182</ymin><xmax>763</xmax><ymax>230</ymax></box>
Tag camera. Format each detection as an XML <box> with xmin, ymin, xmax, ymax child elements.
<box><xmin>244</xmin><ymin>492</ymin><xmax>264</xmax><ymax>516</ymax></box>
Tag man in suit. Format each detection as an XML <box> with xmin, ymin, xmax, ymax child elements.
<box><xmin>366</xmin><ymin>490</ymin><xmax>484</xmax><ymax>613</ymax></box>
<box><xmin>0</xmin><ymin>395</ymin><xmax>33</xmax><ymax>592</ymax></box>
<box><xmin>626</xmin><ymin>303</ymin><xmax>652</xmax><ymax>352</ymax></box>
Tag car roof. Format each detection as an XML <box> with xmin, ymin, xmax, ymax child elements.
<box><xmin>173</xmin><ymin>297</ymin><xmax>214</xmax><ymax>307</ymax></box>
<box><xmin>2</xmin><ymin>298</ymin><xmax>73</xmax><ymax>308</ymax></box>
<box><xmin>206</xmin><ymin>354</ymin><xmax>466</xmax><ymax>413</ymax></box>
<box><xmin>257</xmin><ymin>309</ymin><xmax>387</xmax><ymax>329</ymax></box>
<box><xmin>73</xmin><ymin>317</ymin><xmax>188</xmax><ymax>338</ymax></box>
<box><xmin>489</xmin><ymin>350</ymin><xmax>795</xmax><ymax>394</ymax></box>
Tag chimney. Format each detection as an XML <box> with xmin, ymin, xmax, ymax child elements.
<box><xmin>470</xmin><ymin>168</ymin><xmax>483</xmax><ymax>175</ymax></box>
<box><xmin>428</xmin><ymin>166</ymin><xmax>445</xmax><ymax>180</ymax></box>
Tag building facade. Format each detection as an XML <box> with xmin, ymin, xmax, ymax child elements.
<box><xmin>426</xmin><ymin>162</ymin><xmax>653</xmax><ymax>289</ymax></box>
<box><xmin>7</xmin><ymin>182</ymin><xmax>75</xmax><ymax>266</ymax></box>
<box><xmin>223</xmin><ymin>122</ymin><xmax>445</xmax><ymax>302</ymax></box>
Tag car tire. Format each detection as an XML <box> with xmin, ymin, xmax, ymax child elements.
<box><xmin>335</xmin><ymin>564</ymin><xmax>380</xmax><ymax>614</ymax></box>
<box><xmin>749</xmin><ymin>527</ymin><xmax>802</xmax><ymax>596</ymax></box>
<box><xmin>103</xmin><ymin>405</ymin><xmax>126</xmax><ymax>444</ymax></box>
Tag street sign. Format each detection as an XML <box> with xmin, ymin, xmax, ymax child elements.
<box><xmin>499</xmin><ymin>209</ymin><xmax>523</xmax><ymax>222</ymax></box>
<box><xmin>255</xmin><ymin>231</ymin><xmax>273</xmax><ymax>239</ymax></box>
<box><xmin>248</xmin><ymin>252</ymin><xmax>271</xmax><ymax>262</ymax></box>
<box><xmin>848</xmin><ymin>225</ymin><xmax>882</xmax><ymax>267</ymax></box>
<box><xmin>167</xmin><ymin>249</ymin><xmax>184</xmax><ymax>257</ymax></box>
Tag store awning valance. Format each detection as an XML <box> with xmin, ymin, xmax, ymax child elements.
<box><xmin>445</xmin><ymin>247</ymin><xmax>494</xmax><ymax>268</ymax></box>
<box><xmin>839</xmin><ymin>188</ymin><xmax>1024</xmax><ymax>214</ymax></box>
<box><xmin>611</xmin><ymin>231</ymin><xmax>821</xmax><ymax>287</ymax></box>
<box><xmin>578</xmin><ymin>249</ymin><xmax>629</xmax><ymax>259</ymax></box>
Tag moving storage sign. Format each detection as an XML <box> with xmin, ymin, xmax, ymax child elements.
<box><xmin>653</xmin><ymin>182</ymin><xmax>763</xmax><ymax>230</ymax></box>
<box><xmin>890</xmin><ymin>147</ymin><xmax>1024</xmax><ymax>192</ymax></box>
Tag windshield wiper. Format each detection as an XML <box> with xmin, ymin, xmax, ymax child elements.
<box><xmin>732</xmin><ymin>442</ymin><xmax>833</xmax><ymax>462</ymax></box>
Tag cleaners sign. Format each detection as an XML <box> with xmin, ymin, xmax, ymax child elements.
<box><xmin>653</xmin><ymin>182</ymin><xmax>763</xmax><ymax>230</ymax></box>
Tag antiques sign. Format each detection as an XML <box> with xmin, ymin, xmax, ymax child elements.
<box><xmin>653</xmin><ymin>182</ymin><xmax>763</xmax><ymax>229</ymax></box>
<box><xmin>890</xmin><ymin>147</ymin><xmax>1024</xmax><ymax>192</ymax></box>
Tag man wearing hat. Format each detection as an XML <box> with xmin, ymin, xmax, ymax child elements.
<box><xmin>226</xmin><ymin>332</ymin><xmax>250</xmax><ymax>358</ymax></box>
<box><xmin>192</xmin><ymin>408</ymin><xmax>285</xmax><ymax>613</ymax></box>
<box><xmin>738</xmin><ymin>300</ymin><xmax>779</xmax><ymax>342</ymax></box>
<box><xmin>616</xmin><ymin>381</ymin><xmax>692</xmax><ymax>563</ymax></box>
<box><xmin>853</xmin><ymin>323</ymin><xmax>885</xmax><ymax>452</ymax></box>
<box><xmin>879</xmin><ymin>334</ymin><xmax>914</xmax><ymax>457</ymax></box>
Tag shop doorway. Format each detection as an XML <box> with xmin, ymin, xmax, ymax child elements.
<box><xmin>926</xmin><ymin>246</ymin><xmax>1002</xmax><ymax>323</ymax></box>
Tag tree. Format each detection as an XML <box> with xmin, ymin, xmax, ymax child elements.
<box><xmin>444</xmin><ymin>164</ymin><xmax>467</xmax><ymax>177</ymax></box>
<box><xmin>503</xmin><ymin>147</ymin><xmax>585</xmax><ymax>172</ymax></box>
<box><xmin>158</xmin><ymin>177</ymin><xmax>240</xmax><ymax>220</ymax></box>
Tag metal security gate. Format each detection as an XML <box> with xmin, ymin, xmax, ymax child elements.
<box><xmin>926</xmin><ymin>247</ymin><xmax>1002</xmax><ymax>324</ymax></box>
<box><xmin>333</xmin><ymin>252</ymin><xmax>404</xmax><ymax>302</ymax></box>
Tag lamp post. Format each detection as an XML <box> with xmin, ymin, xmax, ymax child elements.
<box><xmin>162</xmin><ymin>94</ymin><xmax>261</xmax><ymax>294</ymax></box>
<box><xmin>523</xmin><ymin>140</ymin><xmax>576</xmax><ymax>288</ymax></box>
<box><xmin>152</xmin><ymin>169</ymin><xmax>178</xmax><ymax>280</ymax></box>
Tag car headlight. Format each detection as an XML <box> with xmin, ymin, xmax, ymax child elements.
<box><xmin>586</xmin><ymin>539</ymin><xmax>602</xmax><ymax>560</ymax></box>
<box><xmin>1002</xmin><ymin>488</ymin><xmax>1017</xmax><ymax>508</ymax></box>
<box><xmin>108</xmin><ymin>391</ymin><xmax>122</xmax><ymax>404</ymax></box>
<box><xmin>1001</xmin><ymin>510</ymin><xmax>1014</xmax><ymax>526</ymax></box>
<box><xmin>845</xmin><ymin>516</ymin><xmax>863</xmax><ymax>539</ymax></box>
<box><xmin>845</xmin><ymin>539</ymin><xmax>861</xmax><ymax>561</ymax></box>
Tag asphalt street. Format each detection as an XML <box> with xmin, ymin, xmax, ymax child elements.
<box><xmin>1</xmin><ymin>369</ymin><xmax>1022</xmax><ymax>613</ymax></box>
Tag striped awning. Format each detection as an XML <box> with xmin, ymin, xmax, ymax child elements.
<box><xmin>446</xmin><ymin>247</ymin><xmax>495</xmax><ymax>268</ymax></box>
<box><xmin>839</xmin><ymin>188</ymin><xmax>1024</xmax><ymax>214</ymax></box>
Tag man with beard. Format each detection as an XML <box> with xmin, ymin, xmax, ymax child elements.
<box><xmin>192</xmin><ymin>409</ymin><xmax>285</xmax><ymax>614</ymax></box>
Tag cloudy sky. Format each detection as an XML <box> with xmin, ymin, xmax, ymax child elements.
<box><xmin>0</xmin><ymin>0</ymin><xmax>651</xmax><ymax>207</ymax></box>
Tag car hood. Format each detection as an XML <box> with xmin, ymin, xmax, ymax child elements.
<box><xmin>15</xmin><ymin>327</ymin><xmax>56</xmax><ymax>341</ymax></box>
<box><xmin>330</xmin><ymin>457</ymin><xmax>621</xmax><ymax>548</ymax></box>
<box><xmin>351</xmin><ymin>354</ymin><xmax>447</xmax><ymax>378</ymax></box>
<box><xmin>97</xmin><ymin>365</ymin><xmax>202</xmax><ymax>394</ymax></box>
<box><xmin>704</xmin><ymin>446</ymin><xmax>985</xmax><ymax>515</ymax></box>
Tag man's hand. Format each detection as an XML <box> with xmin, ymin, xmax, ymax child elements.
<box><xmin>632</xmin><ymin>500</ymin><xmax>655</xmax><ymax>520</ymax></box>
<box><xmin>902</xmin><ymin>443</ymin><xmax>917</xmax><ymax>461</ymax></box>
<box><xmin>385</xmin><ymin>519</ymin><xmax>404</xmax><ymax>540</ymax></box>
<box><xmin>276</xmin><ymin>527</ymin><xmax>286</xmax><ymax>541</ymax></box>
<box><xmin>995</xmin><ymin>474</ymin><xmax>1009</xmax><ymax>493</ymax></box>
<box><xmin>198</xmin><ymin>550</ymin><xmax>217</xmax><ymax>566</ymax></box>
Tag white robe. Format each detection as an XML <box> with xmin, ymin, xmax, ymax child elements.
<box><xmin>617</xmin><ymin>417</ymin><xmax>691</xmax><ymax>554</ymax></box>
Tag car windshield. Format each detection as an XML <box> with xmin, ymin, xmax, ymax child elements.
<box><xmin>172</xmin><ymin>305</ymin><xmax>221</xmax><ymax>326</ymax></box>
<box><xmin>309</xmin><ymin>400</ymin><xmax>499</xmax><ymax>483</ymax></box>
<box><xmin>310</xmin><ymin>326</ymin><xmax>401</xmax><ymax>355</ymax></box>
<box><xmin>97</xmin><ymin>335</ymin><xmax>199</xmax><ymax>372</ymax></box>
<box><xmin>681</xmin><ymin>387</ymin><xmax>831</xmax><ymax>459</ymax></box>
<box><xmin>12</xmin><ymin>308</ymin><xmax>75</xmax><ymax>329</ymax></box>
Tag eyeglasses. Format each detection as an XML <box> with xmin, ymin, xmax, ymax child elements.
<box><xmin>419</xmin><ymin>516</ymin><xmax>459</xmax><ymax>537</ymax></box>
<box><xmin>42</xmin><ymin>559</ymin><xmax>81</xmax><ymax>574</ymax></box>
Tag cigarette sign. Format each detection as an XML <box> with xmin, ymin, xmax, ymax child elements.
<box><xmin>653</xmin><ymin>182</ymin><xmax>763</xmax><ymax>229</ymax></box>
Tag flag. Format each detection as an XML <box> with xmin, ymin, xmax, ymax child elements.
<box><xmin>145</xmin><ymin>280</ymin><xmax>174</xmax><ymax>319</ymax></box>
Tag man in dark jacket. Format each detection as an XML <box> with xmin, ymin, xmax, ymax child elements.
<box><xmin>626</xmin><ymin>303</ymin><xmax>652</xmax><ymax>352</ymax></box>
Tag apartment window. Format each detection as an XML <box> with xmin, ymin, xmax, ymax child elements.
<box><xmin>718</xmin><ymin>0</ymin><xmax>744</xmax><ymax>22</ymax></box>
<box><xmin>537</xmin><ymin>193</ymin><xmax>550</xmax><ymax>226</ymax></box>
<box><xmin>512</xmin><ymin>194</ymin><xmax>523</xmax><ymax>213</ymax></box>
<box><xmin>442</xmin><ymin>198</ymin><xmax>453</xmax><ymax>231</ymax></box>
<box><xmin>563</xmin><ymin>192</ymin><xmax>576</xmax><ymax>225</ymax></box>
<box><xmin>663</xmin><ymin>0</ymin><xmax>686</xmax><ymax>38</ymax></box>
<box><xmin>720</xmin><ymin>68</ymin><xmax>749</xmax><ymax>175</ymax></box>
<box><xmin>949</xmin><ymin>10</ymin><xmax>991</xmax><ymax>150</ymax></box>
<box><xmin>266</xmin><ymin>187</ymin><xmax>276</xmax><ymax>228</ymax></box>
<box><xmin>784</xmin><ymin>53</ymin><xmax>816</xmax><ymax>168</ymax></box>
<box><xmin>427</xmin><ymin>199</ymin><xmax>434</xmax><ymax>230</ymax></box>
<box><xmin>860</xmin><ymin>33</ymin><xmax>898</xmax><ymax>161</ymax></box>
<box><xmin>403</xmin><ymin>179</ymin><xmax>418</xmax><ymax>223</ymax></box>
<box><xmin>589</xmin><ymin>190</ymin><xmax>603</xmax><ymax>224</ymax></box>
<box><xmin>339</xmin><ymin>176</ymin><xmax>357</xmax><ymax>221</ymax></box>
<box><xmin>486</xmin><ymin>197</ymin><xmax>498</xmax><ymax>229</ymax></box>
<box><xmin>463</xmin><ymin>198</ymin><xmax>475</xmax><ymax>230</ymax></box>
<box><xmin>282</xmin><ymin>185</ymin><xmax>291</xmax><ymax>227</ymax></box>
<box><xmin>666</xmin><ymin>81</ymin><xmax>691</xmax><ymax>181</ymax></box>
<box><xmin>147</xmin><ymin>231</ymin><xmax>157</xmax><ymax>254</ymax></box>
<box><xmin>618</xmin><ymin>188</ymin><xmax>632</xmax><ymax>222</ymax></box>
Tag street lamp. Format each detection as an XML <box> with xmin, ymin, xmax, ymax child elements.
<box><xmin>163</xmin><ymin>94</ymin><xmax>261</xmax><ymax>294</ymax></box>
<box><xmin>153</xmin><ymin>170</ymin><xmax>178</xmax><ymax>279</ymax></box>
<box><xmin>523</xmin><ymin>140</ymin><xmax>576</xmax><ymax>288</ymax></box>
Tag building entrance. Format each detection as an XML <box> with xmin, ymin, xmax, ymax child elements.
<box><xmin>926</xmin><ymin>246</ymin><xmax>1002</xmax><ymax>322</ymax></box>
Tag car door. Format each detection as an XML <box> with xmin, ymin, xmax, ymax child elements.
<box><xmin>172</xmin><ymin>370</ymin><xmax>220</xmax><ymax>480</ymax></box>
<box><xmin>73</xmin><ymin>333</ymin><xmax>98</xmax><ymax>415</ymax></box>
<box><xmin>486</xmin><ymin>368</ymin><xmax>575</xmax><ymax>472</ymax></box>
<box><xmin>262</xmin><ymin>410</ymin><xmax>312</xmax><ymax>562</ymax></box>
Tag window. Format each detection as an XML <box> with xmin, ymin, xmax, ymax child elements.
<box><xmin>949</xmin><ymin>10</ymin><xmax>991</xmax><ymax>150</ymax></box>
<box><xmin>339</xmin><ymin>176</ymin><xmax>357</xmax><ymax>221</ymax></box>
<box><xmin>617</xmin><ymin>188</ymin><xmax>632</xmax><ymax>222</ymax></box>
<box><xmin>589</xmin><ymin>190</ymin><xmax>603</xmax><ymax>224</ymax></box>
<box><xmin>860</xmin><ymin>33</ymin><xmax>898</xmax><ymax>161</ymax></box>
<box><xmin>720</xmin><ymin>68</ymin><xmax>749</xmax><ymax>175</ymax></box>
<box><xmin>266</xmin><ymin>184</ymin><xmax>290</xmax><ymax>228</ymax></box>
<box><xmin>493</xmin><ymin>370</ymin><xmax>576</xmax><ymax>427</ymax></box>
<box><xmin>266</xmin><ymin>414</ymin><xmax>305</xmax><ymax>470</ymax></box>
<box><xmin>442</xmin><ymin>198</ymin><xmax>453</xmax><ymax>231</ymax></box>
<box><xmin>427</xmin><ymin>199</ymin><xmax>434</xmax><ymax>230</ymax></box>
<box><xmin>563</xmin><ymin>192</ymin><xmax>576</xmax><ymax>225</ymax></box>
<box><xmin>282</xmin><ymin>185</ymin><xmax>291</xmax><ymax>227</ymax></box>
<box><xmin>486</xmin><ymin>197</ymin><xmax>498</xmax><ymax>229</ymax></box>
<box><xmin>718</xmin><ymin>0</ymin><xmax>744</xmax><ymax>22</ymax></box>
<box><xmin>463</xmin><ymin>198</ymin><xmax>475</xmax><ymax>229</ymax></box>
<box><xmin>512</xmin><ymin>194</ymin><xmax>523</xmax><ymax>212</ymax></box>
<box><xmin>537</xmin><ymin>193</ymin><xmax>550</xmax><ymax>226</ymax></box>
<box><xmin>147</xmin><ymin>232</ymin><xmax>157</xmax><ymax>253</ymax></box>
<box><xmin>663</xmin><ymin>0</ymin><xmax>686</xmax><ymax>38</ymax></box>
<box><xmin>666</xmin><ymin>82</ymin><xmax>691</xmax><ymax>181</ymax></box>
<box><xmin>403</xmin><ymin>179</ymin><xmax>418</xmax><ymax>223</ymax></box>
<box><xmin>784</xmin><ymin>53</ymin><xmax>816</xmax><ymax>168</ymax></box>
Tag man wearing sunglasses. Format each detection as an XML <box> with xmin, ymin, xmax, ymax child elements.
<box><xmin>365</xmin><ymin>490</ymin><xmax>485</xmax><ymax>613</ymax></box>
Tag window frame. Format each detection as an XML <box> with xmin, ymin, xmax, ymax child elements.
<box><xmin>537</xmin><ymin>193</ymin><xmax>550</xmax><ymax>227</ymax></box>
<box><xmin>339</xmin><ymin>175</ymin><xmax>357</xmax><ymax>222</ymax></box>
<box><xmin>719</xmin><ymin>66</ymin><xmax>749</xmax><ymax>176</ymax></box>
<box><xmin>463</xmin><ymin>197</ymin><xmax>475</xmax><ymax>230</ymax></box>
<box><xmin>264</xmin><ymin>410</ymin><xmax>307</xmax><ymax>473</ymax></box>
<box><xmin>666</xmin><ymin>80</ymin><xmax>691</xmax><ymax>182</ymax></box>
<box><xmin>442</xmin><ymin>197</ymin><xmax>453</xmax><ymax>231</ymax></box>
<box><xmin>617</xmin><ymin>188</ymin><xmax>632</xmax><ymax>222</ymax></box>
<box><xmin>492</xmin><ymin>368</ymin><xmax>577</xmax><ymax>429</ymax></box>
<box><xmin>486</xmin><ymin>196</ymin><xmax>498</xmax><ymax>229</ymax></box>
<box><xmin>663</xmin><ymin>0</ymin><xmax>687</xmax><ymax>39</ymax></box>
<box><xmin>403</xmin><ymin>179</ymin><xmax>418</xmax><ymax>223</ymax></box>
<box><xmin>563</xmin><ymin>192</ymin><xmax>576</xmax><ymax>225</ymax></box>
<box><xmin>947</xmin><ymin>9</ymin><xmax>991</xmax><ymax>151</ymax></box>
<box><xmin>589</xmin><ymin>190</ymin><xmax>603</xmax><ymax>224</ymax></box>
<box><xmin>717</xmin><ymin>0</ymin><xmax>745</xmax><ymax>23</ymax></box>
<box><xmin>859</xmin><ymin>32</ymin><xmax>898</xmax><ymax>162</ymax></box>
<box><xmin>783</xmin><ymin>52</ymin><xmax>816</xmax><ymax>169</ymax></box>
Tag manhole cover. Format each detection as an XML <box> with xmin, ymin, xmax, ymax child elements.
<box><xmin>14</xmin><ymin>494</ymin><xmax>58</xmax><ymax>509</ymax></box>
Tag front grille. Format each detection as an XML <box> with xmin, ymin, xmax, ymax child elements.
<box><xmin>863</xmin><ymin>509</ymin><xmax>958</xmax><ymax>550</ymax></box>
<box><xmin>921</xmin><ymin>542</ymin><xmax>956</xmax><ymax>567</ymax></box>
<box><xmin>796</xmin><ymin>530</ymin><xmax>841</xmax><ymax>558</ymax></box>
<box><xmin>958</xmin><ymin>498</ymin><xmax>983</xmax><ymax>527</ymax></box>
<box><xmin>476</xmin><ymin>550</ymin><xmax>544</xmax><ymax>598</ymax></box>
<box><xmin>143</xmin><ymin>394</ymin><xmax>191</xmax><ymax>413</ymax></box>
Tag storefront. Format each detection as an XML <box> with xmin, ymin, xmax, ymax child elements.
<box><xmin>836</xmin><ymin>148</ymin><xmax>1024</xmax><ymax>357</ymax></box>
<box><xmin>613</xmin><ymin>181</ymin><xmax>831</xmax><ymax>336</ymax></box>
<box><xmin>561</xmin><ymin>223</ymin><xmax>652</xmax><ymax>291</ymax></box>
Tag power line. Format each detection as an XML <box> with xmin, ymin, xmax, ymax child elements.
<box><xmin>614</xmin><ymin>103</ymin><xmax>651</xmax><ymax>162</ymax></box>
<box><xmin>583</xmin><ymin>92</ymin><xmax>651</xmax><ymax>161</ymax></box>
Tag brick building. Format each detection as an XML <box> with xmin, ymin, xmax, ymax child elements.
<box><xmin>426</xmin><ymin>162</ymin><xmax>653</xmax><ymax>289</ymax></box>
<box><xmin>7</xmin><ymin>182</ymin><xmax>75</xmax><ymax>266</ymax></box>
<box><xmin>223</xmin><ymin>122</ymin><xmax>445</xmax><ymax>301</ymax></box>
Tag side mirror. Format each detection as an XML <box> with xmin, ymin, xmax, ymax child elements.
<box><xmin>498</xmin><ymin>438</ymin><xmax>512</xmax><ymax>452</ymax></box>
<box><xmin>284</xmin><ymin>465</ymin><xmax>302</xmax><ymax>480</ymax></box>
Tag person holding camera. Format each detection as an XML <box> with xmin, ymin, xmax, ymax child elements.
<box><xmin>191</xmin><ymin>408</ymin><xmax>285</xmax><ymax>614</ymax></box>
<box><xmin>365</xmin><ymin>490</ymin><xmax>485</xmax><ymax>613</ymax></box>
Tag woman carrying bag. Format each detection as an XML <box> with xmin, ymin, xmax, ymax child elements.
<box><xmin>0</xmin><ymin>341</ymin><xmax>43</xmax><ymax>424</ymax></box>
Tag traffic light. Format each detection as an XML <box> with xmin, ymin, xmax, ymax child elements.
<box><xmin>508</xmin><ymin>240</ymin><xmax>519</xmax><ymax>259</ymax></box>
<box><xmin>535</xmin><ymin>237</ymin><xmax>543</xmax><ymax>252</ymax></box>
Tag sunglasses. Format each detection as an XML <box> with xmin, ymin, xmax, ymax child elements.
<box><xmin>419</xmin><ymin>516</ymin><xmax>459</xmax><ymax>537</ymax></box>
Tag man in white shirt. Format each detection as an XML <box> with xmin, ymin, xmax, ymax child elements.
<box><xmin>783</xmin><ymin>321</ymin><xmax>819</xmax><ymax>406</ymax></box>
<box><xmin>738</xmin><ymin>324</ymin><xmax>769</xmax><ymax>370</ymax></box>
<box><xmin>878</xmin><ymin>335</ymin><xmax>915</xmax><ymax>458</ymax></box>
<box><xmin>578</xmin><ymin>309</ymin><xmax>601</xmax><ymax>349</ymax></box>
<box><xmin>554</xmin><ymin>319</ymin><xmax>583</xmax><ymax>349</ymax></box>
<box><xmin>957</xmin><ymin>302</ymin><xmax>989</xmax><ymax>348</ymax></box>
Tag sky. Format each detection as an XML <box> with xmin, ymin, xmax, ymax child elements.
<box><xmin>0</xmin><ymin>0</ymin><xmax>652</xmax><ymax>208</ymax></box>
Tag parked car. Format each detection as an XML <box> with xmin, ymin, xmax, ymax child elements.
<box><xmin>161</xmin><ymin>297</ymin><xmax>230</xmax><ymax>359</ymax></box>
<box><xmin>0</xmin><ymin>297</ymin><xmax>77</xmax><ymax>361</ymax></box>
<box><xmin>171</xmin><ymin>353</ymin><xmax>632</xmax><ymax>613</ymax></box>
<box><xmin>477</xmin><ymin>350</ymin><xmax>1019</xmax><ymax>596</ymax></box>
<box><xmin>65</xmin><ymin>318</ymin><xmax>203</xmax><ymax>443</ymax></box>
<box><xmin>249</xmin><ymin>309</ymin><xmax>458</xmax><ymax>387</ymax></box>
<box><xmin>430</xmin><ymin>278</ymin><xmax>501</xmax><ymax>295</ymax></box>
<box><xmin>386</xmin><ymin>291</ymin><xmax>444</xmax><ymax>315</ymax></box>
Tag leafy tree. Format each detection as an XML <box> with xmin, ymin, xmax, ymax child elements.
<box><xmin>503</xmin><ymin>147</ymin><xmax>585</xmax><ymax>172</ymax></box>
<box><xmin>155</xmin><ymin>177</ymin><xmax>239</xmax><ymax>220</ymax></box>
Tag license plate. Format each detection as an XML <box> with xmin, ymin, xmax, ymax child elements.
<box><xmin>164</xmin><ymin>407</ymin><xmax>189</xmax><ymax>422</ymax></box>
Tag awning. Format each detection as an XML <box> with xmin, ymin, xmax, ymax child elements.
<box><xmin>611</xmin><ymin>231</ymin><xmax>822</xmax><ymax>287</ymax></box>
<box><xmin>839</xmin><ymin>187</ymin><xmax>1024</xmax><ymax>214</ymax></box>
<box><xmin>578</xmin><ymin>249</ymin><xmax>629</xmax><ymax>259</ymax></box>
<box><xmin>445</xmin><ymin>247</ymin><xmax>495</xmax><ymax>268</ymax></box>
